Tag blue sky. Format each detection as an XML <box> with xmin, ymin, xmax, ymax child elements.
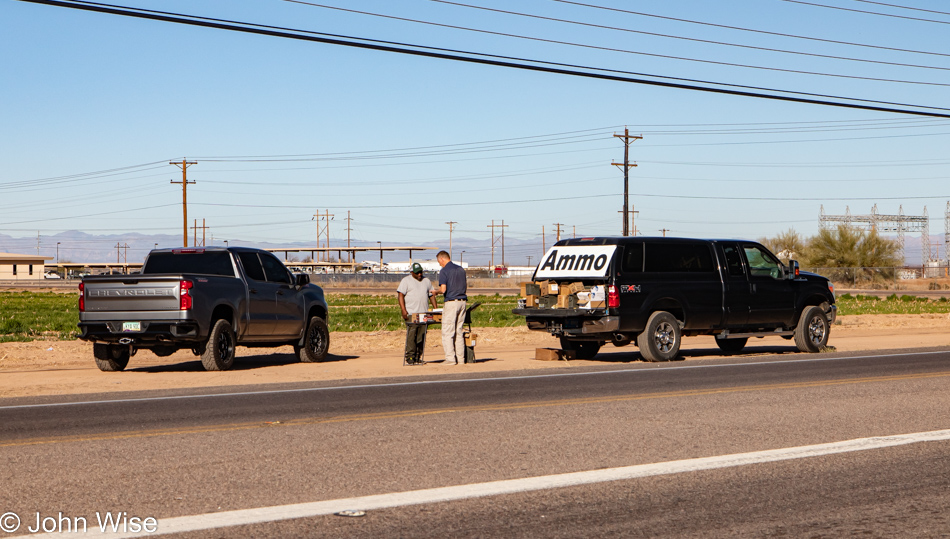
<box><xmin>1</xmin><ymin>0</ymin><xmax>949</xmax><ymax>264</ymax></box>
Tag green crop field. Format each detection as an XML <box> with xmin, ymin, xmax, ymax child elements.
<box><xmin>1</xmin><ymin>291</ymin><xmax>947</xmax><ymax>342</ymax></box>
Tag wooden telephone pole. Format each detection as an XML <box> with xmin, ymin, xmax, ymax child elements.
<box><xmin>446</xmin><ymin>221</ymin><xmax>458</xmax><ymax>259</ymax></box>
<box><xmin>170</xmin><ymin>160</ymin><xmax>197</xmax><ymax>247</ymax></box>
<box><xmin>612</xmin><ymin>128</ymin><xmax>642</xmax><ymax>236</ymax></box>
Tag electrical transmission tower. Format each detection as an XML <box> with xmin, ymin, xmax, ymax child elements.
<box><xmin>820</xmin><ymin>204</ymin><xmax>935</xmax><ymax>265</ymax></box>
<box><xmin>312</xmin><ymin>210</ymin><xmax>334</xmax><ymax>262</ymax></box>
<box><xmin>487</xmin><ymin>220</ymin><xmax>508</xmax><ymax>268</ymax></box>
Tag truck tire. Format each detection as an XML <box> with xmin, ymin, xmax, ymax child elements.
<box><xmin>715</xmin><ymin>338</ymin><xmax>748</xmax><ymax>354</ymax></box>
<box><xmin>295</xmin><ymin>316</ymin><xmax>330</xmax><ymax>363</ymax></box>
<box><xmin>638</xmin><ymin>311</ymin><xmax>681</xmax><ymax>362</ymax></box>
<box><xmin>201</xmin><ymin>319</ymin><xmax>236</xmax><ymax>371</ymax></box>
<box><xmin>93</xmin><ymin>343</ymin><xmax>130</xmax><ymax>372</ymax></box>
<box><xmin>559</xmin><ymin>338</ymin><xmax>602</xmax><ymax>360</ymax></box>
<box><xmin>794</xmin><ymin>305</ymin><xmax>829</xmax><ymax>353</ymax></box>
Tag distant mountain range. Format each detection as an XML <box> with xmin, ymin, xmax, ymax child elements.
<box><xmin>0</xmin><ymin>230</ymin><xmax>546</xmax><ymax>267</ymax></box>
<box><xmin>1</xmin><ymin>230</ymin><xmax>944</xmax><ymax>267</ymax></box>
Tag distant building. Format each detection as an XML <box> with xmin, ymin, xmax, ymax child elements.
<box><xmin>0</xmin><ymin>253</ymin><xmax>53</xmax><ymax>281</ymax></box>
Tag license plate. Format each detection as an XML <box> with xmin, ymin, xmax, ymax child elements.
<box><xmin>122</xmin><ymin>322</ymin><xmax>141</xmax><ymax>332</ymax></box>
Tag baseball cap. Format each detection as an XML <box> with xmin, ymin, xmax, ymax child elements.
<box><xmin>411</xmin><ymin>262</ymin><xmax>424</xmax><ymax>273</ymax></box>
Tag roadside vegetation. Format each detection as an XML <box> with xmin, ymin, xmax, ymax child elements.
<box><xmin>759</xmin><ymin>225</ymin><xmax>904</xmax><ymax>286</ymax></box>
<box><xmin>1</xmin><ymin>291</ymin><xmax>947</xmax><ymax>342</ymax></box>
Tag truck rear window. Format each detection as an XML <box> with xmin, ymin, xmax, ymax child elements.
<box><xmin>142</xmin><ymin>252</ymin><xmax>235</xmax><ymax>276</ymax></box>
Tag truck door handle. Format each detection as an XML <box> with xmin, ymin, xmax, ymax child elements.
<box><xmin>277</xmin><ymin>290</ymin><xmax>284</xmax><ymax>296</ymax></box>
<box><xmin>249</xmin><ymin>288</ymin><xmax>258</xmax><ymax>294</ymax></box>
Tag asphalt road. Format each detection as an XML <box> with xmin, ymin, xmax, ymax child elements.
<box><xmin>2</xmin><ymin>349</ymin><xmax>950</xmax><ymax>537</ymax></box>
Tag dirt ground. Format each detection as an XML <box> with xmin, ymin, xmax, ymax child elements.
<box><xmin>1</xmin><ymin>314</ymin><xmax>949</xmax><ymax>399</ymax></box>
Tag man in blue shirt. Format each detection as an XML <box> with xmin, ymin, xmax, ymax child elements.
<box><xmin>435</xmin><ymin>250</ymin><xmax>467</xmax><ymax>364</ymax></box>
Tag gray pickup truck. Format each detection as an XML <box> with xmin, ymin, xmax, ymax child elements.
<box><xmin>78</xmin><ymin>247</ymin><xmax>329</xmax><ymax>372</ymax></box>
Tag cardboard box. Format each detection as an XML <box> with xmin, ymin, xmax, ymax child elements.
<box><xmin>464</xmin><ymin>332</ymin><xmax>477</xmax><ymax>347</ymax></box>
<box><xmin>535</xmin><ymin>348</ymin><xmax>576</xmax><ymax>361</ymax></box>
<box><xmin>520</xmin><ymin>282</ymin><xmax>541</xmax><ymax>298</ymax></box>
<box><xmin>587</xmin><ymin>300</ymin><xmax>606</xmax><ymax>309</ymax></box>
<box><xmin>537</xmin><ymin>280</ymin><xmax>559</xmax><ymax>296</ymax></box>
<box><xmin>525</xmin><ymin>295</ymin><xmax>538</xmax><ymax>308</ymax></box>
<box><xmin>564</xmin><ymin>282</ymin><xmax>586</xmax><ymax>294</ymax></box>
<box><xmin>556</xmin><ymin>294</ymin><xmax>578</xmax><ymax>309</ymax></box>
<box><xmin>576</xmin><ymin>291</ymin><xmax>591</xmax><ymax>304</ymax></box>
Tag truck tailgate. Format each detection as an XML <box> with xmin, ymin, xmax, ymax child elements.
<box><xmin>83</xmin><ymin>276</ymin><xmax>182</xmax><ymax>314</ymax></box>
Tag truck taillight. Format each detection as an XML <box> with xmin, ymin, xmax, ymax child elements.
<box><xmin>78</xmin><ymin>282</ymin><xmax>85</xmax><ymax>312</ymax></box>
<box><xmin>607</xmin><ymin>285</ymin><xmax>620</xmax><ymax>308</ymax></box>
<box><xmin>180</xmin><ymin>280</ymin><xmax>193</xmax><ymax>310</ymax></box>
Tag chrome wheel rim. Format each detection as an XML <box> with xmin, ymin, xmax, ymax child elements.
<box><xmin>808</xmin><ymin>315</ymin><xmax>826</xmax><ymax>346</ymax></box>
<box><xmin>654</xmin><ymin>321</ymin><xmax>676</xmax><ymax>353</ymax></box>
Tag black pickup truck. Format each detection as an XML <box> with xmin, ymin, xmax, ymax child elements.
<box><xmin>513</xmin><ymin>237</ymin><xmax>836</xmax><ymax>361</ymax></box>
<box><xmin>78</xmin><ymin>247</ymin><xmax>329</xmax><ymax>372</ymax></box>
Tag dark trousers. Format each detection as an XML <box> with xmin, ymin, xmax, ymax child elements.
<box><xmin>405</xmin><ymin>323</ymin><xmax>426</xmax><ymax>363</ymax></box>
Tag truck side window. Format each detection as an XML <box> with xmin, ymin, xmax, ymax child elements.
<box><xmin>645</xmin><ymin>242</ymin><xmax>714</xmax><ymax>273</ymax></box>
<box><xmin>721</xmin><ymin>245</ymin><xmax>745</xmax><ymax>277</ymax></box>
<box><xmin>238</xmin><ymin>252</ymin><xmax>266</xmax><ymax>282</ymax></box>
<box><xmin>621</xmin><ymin>243</ymin><xmax>643</xmax><ymax>273</ymax></box>
<box><xmin>743</xmin><ymin>245</ymin><xmax>782</xmax><ymax>280</ymax></box>
<box><xmin>260</xmin><ymin>253</ymin><xmax>292</xmax><ymax>284</ymax></box>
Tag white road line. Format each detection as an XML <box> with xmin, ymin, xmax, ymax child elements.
<box><xmin>19</xmin><ymin>429</ymin><xmax>950</xmax><ymax>538</ymax></box>
<box><xmin>2</xmin><ymin>349</ymin><xmax>946</xmax><ymax>410</ymax></box>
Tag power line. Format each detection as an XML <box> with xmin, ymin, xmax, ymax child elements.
<box><xmin>284</xmin><ymin>0</ymin><xmax>950</xmax><ymax>87</ymax></box>
<box><xmin>850</xmin><ymin>0</ymin><xmax>950</xmax><ymax>17</ymax></box>
<box><xmin>428</xmin><ymin>0</ymin><xmax>950</xmax><ymax>73</ymax></box>
<box><xmin>17</xmin><ymin>0</ymin><xmax>950</xmax><ymax>117</ymax></box>
<box><xmin>780</xmin><ymin>0</ymin><xmax>950</xmax><ymax>24</ymax></box>
<box><xmin>552</xmin><ymin>0</ymin><xmax>950</xmax><ymax>58</ymax></box>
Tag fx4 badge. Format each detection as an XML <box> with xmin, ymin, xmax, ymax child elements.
<box><xmin>621</xmin><ymin>285</ymin><xmax>641</xmax><ymax>293</ymax></box>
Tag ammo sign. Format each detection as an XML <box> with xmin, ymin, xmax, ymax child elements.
<box><xmin>534</xmin><ymin>245</ymin><xmax>617</xmax><ymax>279</ymax></box>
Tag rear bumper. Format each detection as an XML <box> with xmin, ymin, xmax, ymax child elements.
<box><xmin>77</xmin><ymin>320</ymin><xmax>201</xmax><ymax>346</ymax></box>
<box><xmin>513</xmin><ymin>308</ymin><xmax>619</xmax><ymax>337</ymax></box>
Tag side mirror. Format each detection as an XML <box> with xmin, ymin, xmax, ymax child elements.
<box><xmin>787</xmin><ymin>260</ymin><xmax>800</xmax><ymax>279</ymax></box>
<box><xmin>296</xmin><ymin>273</ymin><xmax>311</xmax><ymax>287</ymax></box>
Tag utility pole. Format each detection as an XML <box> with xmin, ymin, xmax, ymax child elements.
<box><xmin>170</xmin><ymin>159</ymin><xmax>197</xmax><ymax>247</ymax></box>
<box><xmin>659</xmin><ymin>228</ymin><xmax>670</xmax><ymax>237</ymax></box>
<box><xmin>312</xmin><ymin>210</ymin><xmax>334</xmax><ymax>261</ymax></box>
<box><xmin>573</xmin><ymin>225</ymin><xmax>576</xmax><ymax>238</ymax></box>
<box><xmin>542</xmin><ymin>226</ymin><xmax>545</xmax><ymax>253</ymax></box>
<box><xmin>612</xmin><ymin>128</ymin><xmax>642</xmax><ymax>236</ymax></box>
<box><xmin>345</xmin><ymin>211</ymin><xmax>353</xmax><ymax>263</ymax></box>
<box><xmin>526</xmin><ymin>255</ymin><xmax>533</xmax><ymax>267</ymax></box>
<box><xmin>617</xmin><ymin>207</ymin><xmax>640</xmax><ymax>236</ymax></box>
<box><xmin>553</xmin><ymin>223</ymin><xmax>563</xmax><ymax>242</ymax></box>
<box><xmin>115</xmin><ymin>242</ymin><xmax>129</xmax><ymax>264</ymax></box>
<box><xmin>445</xmin><ymin>221</ymin><xmax>458</xmax><ymax>259</ymax></box>
<box><xmin>36</xmin><ymin>231</ymin><xmax>40</xmax><ymax>255</ymax></box>
<box><xmin>191</xmin><ymin>218</ymin><xmax>209</xmax><ymax>247</ymax></box>
<box><xmin>487</xmin><ymin>220</ymin><xmax>509</xmax><ymax>269</ymax></box>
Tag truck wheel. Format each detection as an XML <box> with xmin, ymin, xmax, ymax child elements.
<box><xmin>295</xmin><ymin>316</ymin><xmax>330</xmax><ymax>363</ymax></box>
<box><xmin>93</xmin><ymin>343</ymin><xmax>130</xmax><ymax>372</ymax></box>
<box><xmin>716</xmin><ymin>337</ymin><xmax>748</xmax><ymax>354</ymax></box>
<box><xmin>638</xmin><ymin>311</ymin><xmax>681</xmax><ymax>362</ymax></box>
<box><xmin>201</xmin><ymin>319</ymin><xmax>236</xmax><ymax>371</ymax></box>
<box><xmin>559</xmin><ymin>338</ymin><xmax>602</xmax><ymax>360</ymax></box>
<box><xmin>794</xmin><ymin>306</ymin><xmax>829</xmax><ymax>353</ymax></box>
